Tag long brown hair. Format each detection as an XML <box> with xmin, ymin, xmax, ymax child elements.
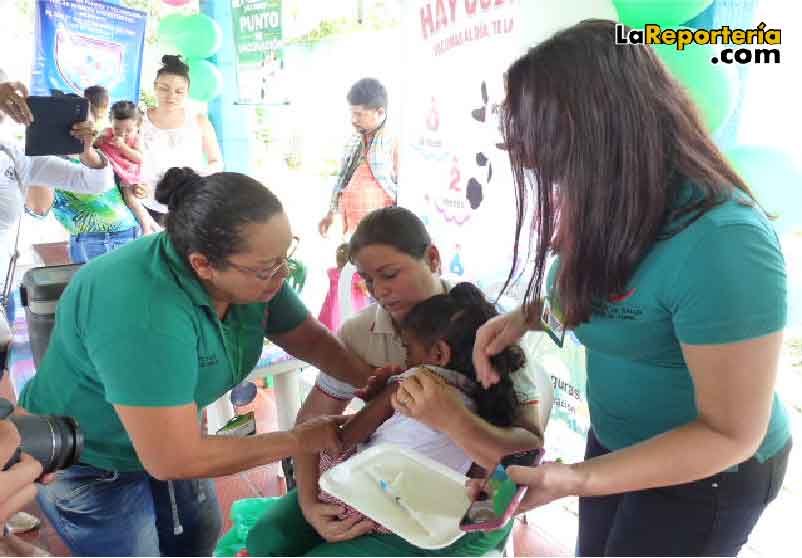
<box><xmin>502</xmin><ymin>19</ymin><xmax>756</xmax><ymax>327</ymax></box>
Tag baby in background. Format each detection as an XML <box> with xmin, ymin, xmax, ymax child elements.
<box><xmin>95</xmin><ymin>101</ymin><xmax>161</xmax><ymax>236</ymax></box>
<box><xmin>83</xmin><ymin>85</ymin><xmax>109</xmax><ymax>133</ymax></box>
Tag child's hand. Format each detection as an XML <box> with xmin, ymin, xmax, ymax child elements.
<box><xmin>112</xmin><ymin>135</ymin><xmax>125</xmax><ymax>148</ymax></box>
<box><xmin>132</xmin><ymin>184</ymin><xmax>149</xmax><ymax>199</ymax></box>
<box><xmin>299</xmin><ymin>499</ymin><xmax>375</xmax><ymax>543</ymax></box>
<box><xmin>353</xmin><ymin>365</ymin><xmax>401</xmax><ymax>401</ymax></box>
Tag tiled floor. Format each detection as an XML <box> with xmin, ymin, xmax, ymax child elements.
<box><xmin>2</xmin><ymin>372</ymin><xmax>572</xmax><ymax>556</ymax></box>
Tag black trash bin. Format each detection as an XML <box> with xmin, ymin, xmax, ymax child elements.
<box><xmin>20</xmin><ymin>264</ymin><xmax>82</xmax><ymax>367</ymax></box>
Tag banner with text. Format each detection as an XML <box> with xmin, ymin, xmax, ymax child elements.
<box><xmin>31</xmin><ymin>0</ymin><xmax>146</xmax><ymax>103</ymax></box>
<box><xmin>399</xmin><ymin>0</ymin><xmax>620</xmax><ymax>463</ymax></box>
<box><xmin>231</xmin><ymin>0</ymin><xmax>285</xmax><ymax>104</ymax></box>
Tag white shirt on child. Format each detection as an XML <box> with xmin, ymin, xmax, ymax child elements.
<box><xmin>362</xmin><ymin>365</ymin><xmax>477</xmax><ymax>474</ymax></box>
<box><xmin>316</xmin><ymin>280</ymin><xmax>551</xmax><ymax>432</ymax></box>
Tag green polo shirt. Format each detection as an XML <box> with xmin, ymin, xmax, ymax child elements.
<box><xmin>19</xmin><ymin>233</ymin><xmax>309</xmax><ymax>472</ymax></box>
<box><xmin>546</xmin><ymin>186</ymin><xmax>790</xmax><ymax>463</ymax></box>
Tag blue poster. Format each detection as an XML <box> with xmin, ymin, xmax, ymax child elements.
<box><xmin>31</xmin><ymin>0</ymin><xmax>147</xmax><ymax>103</ymax></box>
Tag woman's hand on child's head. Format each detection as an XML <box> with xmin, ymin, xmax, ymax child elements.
<box><xmin>473</xmin><ymin>310</ymin><xmax>529</xmax><ymax>389</ymax></box>
<box><xmin>353</xmin><ymin>365</ymin><xmax>401</xmax><ymax>401</ymax></box>
<box><xmin>300</xmin><ymin>500</ymin><xmax>375</xmax><ymax>542</ymax></box>
<box><xmin>391</xmin><ymin>369</ymin><xmax>465</xmax><ymax>431</ymax></box>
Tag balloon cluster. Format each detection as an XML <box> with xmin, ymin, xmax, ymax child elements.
<box><xmin>158</xmin><ymin>6</ymin><xmax>223</xmax><ymax>102</ymax></box>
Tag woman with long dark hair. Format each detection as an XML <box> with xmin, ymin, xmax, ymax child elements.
<box><xmin>472</xmin><ymin>19</ymin><xmax>791</xmax><ymax>556</ymax></box>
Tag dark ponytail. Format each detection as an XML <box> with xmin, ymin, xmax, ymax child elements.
<box><xmin>155</xmin><ymin>167</ymin><xmax>283</xmax><ymax>268</ymax></box>
<box><xmin>157</xmin><ymin>54</ymin><xmax>190</xmax><ymax>82</ymax></box>
<box><xmin>401</xmin><ymin>282</ymin><xmax>523</xmax><ymax>427</ymax></box>
<box><xmin>155</xmin><ymin>167</ymin><xmax>200</xmax><ymax>212</ymax></box>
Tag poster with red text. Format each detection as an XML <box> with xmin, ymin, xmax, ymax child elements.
<box><xmin>399</xmin><ymin>0</ymin><xmax>523</xmax><ymax>303</ymax></box>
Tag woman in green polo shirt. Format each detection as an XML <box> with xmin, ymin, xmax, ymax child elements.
<box><xmin>466</xmin><ymin>20</ymin><xmax>791</xmax><ymax>556</ymax></box>
<box><xmin>19</xmin><ymin>167</ymin><xmax>373</xmax><ymax>557</ymax></box>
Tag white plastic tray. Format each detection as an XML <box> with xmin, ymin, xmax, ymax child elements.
<box><xmin>319</xmin><ymin>444</ymin><xmax>471</xmax><ymax>549</ymax></box>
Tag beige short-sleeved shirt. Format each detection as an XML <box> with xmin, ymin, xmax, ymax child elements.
<box><xmin>315</xmin><ymin>281</ymin><xmax>551</xmax><ymax>430</ymax></box>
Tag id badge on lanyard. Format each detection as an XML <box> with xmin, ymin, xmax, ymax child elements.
<box><xmin>541</xmin><ymin>295</ymin><xmax>566</xmax><ymax>348</ymax></box>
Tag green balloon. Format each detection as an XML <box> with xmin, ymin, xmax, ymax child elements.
<box><xmin>188</xmin><ymin>59</ymin><xmax>223</xmax><ymax>102</ymax></box>
<box><xmin>652</xmin><ymin>38</ymin><xmax>737</xmax><ymax>133</ymax></box>
<box><xmin>613</xmin><ymin>0</ymin><xmax>713</xmax><ymax>28</ymax></box>
<box><xmin>171</xmin><ymin>14</ymin><xmax>222</xmax><ymax>59</ymax></box>
<box><xmin>158</xmin><ymin>14</ymin><xmax>187</xmax><ymax>49</ymax></box>
<box><xmin>726</xmin><ymin>146</ymin><xmax>802</xmax><ymax>235</ymax></box>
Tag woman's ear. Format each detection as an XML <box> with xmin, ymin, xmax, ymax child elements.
<box><xmin>425</xmin><ymin>245</ymin><xmax>442</xmax><ymax>274</ymax></box>
<box><xmin>432</xmin><ymin>340</ymin><xmax>452</xmax><ymax>367</ymax></box>
<box><xmin>188</xmin><ymin>252</ymin><xmax>214</xmax><ymax>281</ymax></box>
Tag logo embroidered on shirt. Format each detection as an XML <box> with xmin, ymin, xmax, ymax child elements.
<box><xmin>198</xmin><ymin>355</ymin><xmax>219</xmax><ymax>368</ymax></box>
<box><xmin>4</xmin><ymin>164</ymin><xmax>17</xmax><ymax>182</ymax></box>
<box><xmin>608</xmin><ymin>288</ymin><xmax>636</xmax><ymax>303</ymax></box>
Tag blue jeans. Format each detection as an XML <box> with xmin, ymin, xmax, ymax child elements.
<box><xmin>577</xmin><ymin>429</ymin><xmax>791</xmax><ymax>556</ymax></box>
<box><xmin>69</xmin><ymin>226</ymin><xmax>139</xmax><ymax>264</ymax></box>
<box><xmin>36</xmin><ymin>463</ymin><xmax>222</xmax><ymax>557</ymax></box>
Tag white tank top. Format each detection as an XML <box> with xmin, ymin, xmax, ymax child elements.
<box><xmin>140</xmin><ymin>108</ymin><xmax>206</xmax><ymax>213</ymax></box>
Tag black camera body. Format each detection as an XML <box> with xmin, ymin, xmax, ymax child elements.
<box><xmin>0</xmin><ymin>397</ymin><xmax>83</xmax><ymax>474</ymax></box>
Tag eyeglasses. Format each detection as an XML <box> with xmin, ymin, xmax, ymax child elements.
<box><xmin>226</xmin><ymin>237</ymin><xmax>300</xmax><ymax>281</ymax></box>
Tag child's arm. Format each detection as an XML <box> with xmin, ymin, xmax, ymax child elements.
<box><xmin>93</xmin><ymin>130</ymin><xmax>107</xmax><ymax>149</ymax></box>
<box><xmin>338</xmin><ymin>383</ymin><xmax>398</xmax><ymax>449</ymax></box>
<box><xmin>122</xmin><ymin>186</ymin><xmax>160</xmax><ymax>235</ymax></box>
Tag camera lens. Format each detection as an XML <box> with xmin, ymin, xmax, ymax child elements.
<box><xmin>8</xmin><ymin>414</ymin><xmax>84</xmax><ymax>474</ymax></box>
